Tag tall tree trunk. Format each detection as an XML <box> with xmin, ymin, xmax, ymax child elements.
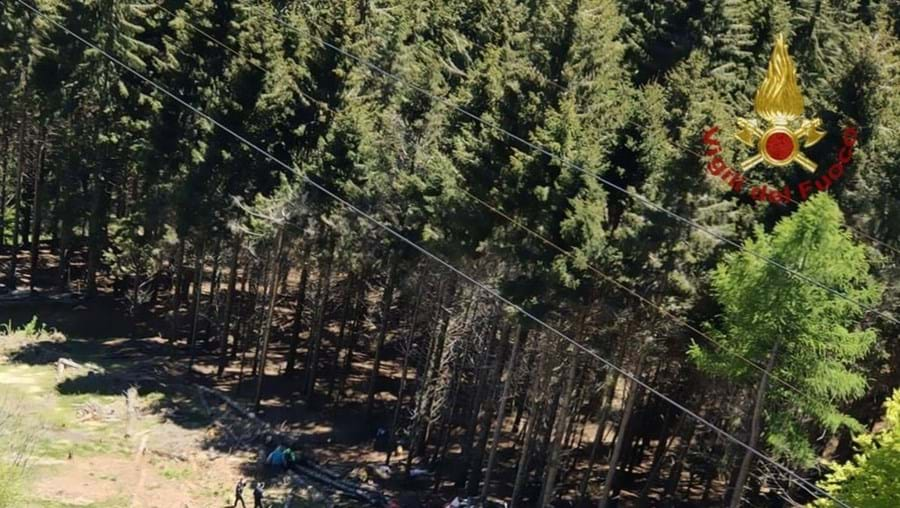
<box><xmin>538</xmin><ymin>346</ymin><xmax>579</xmax><ymax>507</ymax></box>
<box><xmin>385</xmin><ymin>276</ymin><xmax>424</xmax><ymax>464</ymax></box>
<box><xmin>599</xmin><ymin>352</ymin><xmax>647</xmax><ymax>508</ymax></box>
<box><xmin>432</xmin><ymin>356</ymin><xmax>463</xmax><ymax>470</ymax></box>
<box><xmin>6</xmin><ymin>112</ymin><xmax>25</xmax><ymax>290</ymax></box>
<box><xmin>251</xmin><ymin>252</ymin><xmax>273</xmax><ymax>377</ymax></box>
<box><xmin>663</xmin><ymin>421</ymin><xmax>696</xmax><ymax>503</ymax></box>
<box><xmin>578</xmin><ymin>369</ymin><xmax>619</xmax><ymax>500</ymax></box>
<box><xmin>285</xmin><ymin>242</ymin><xmax>311</xmax><ymax>375</ymax></box>
<box><xmin>187</xmin><ymin>242</ymin><xmax>205</xmax><ymax>375</ymax></box>
<box><xmin>57</xmin><ymin>168</ymin><xmax>76</xmax><ymax>290</ymax></box>
<box><xmin>337</xmin><ymin>275</ymin><xmax>367</xmax><ymax>401</ymax></box>
<box><xmin>459</xmin><ymin>319</ymin><xmax>497</xmax><ymax>485</ymax></box>
<box><xmin>0</xmin><ymin>114</ymin><xmax>8</xmax><ymax>256</ymax></box>
<box><xmin>406</xmin><ymin>277</ymin><xmax>450</xmax><ymax>470</ymax></box>
<box><xmin>208</xmin><ymin>237</ymin><xmax>222</xmax><ymax>310</ymax></box>
<box><xmin>233</xmin><ymin>254</ymin><xmax>252</xmax><ymax>359</ymax></box>
<box><xmin>728</xmin><ymin>341</ymin><xmax>780</xmax><ymax>508</ymax></box>
<box><xmin>638</xmin><ymin>410</ymin><xmax>682</xmax><ymax>506</ymax></box>
<box><xmin>173</xmin><ymin>235</ymin><xmax>186</xmax><ymax>303</ymax></box>
<box><xmin>85</xmin><ymin>171</ymin><xmax>109</xmax><ymax>297</ymax></box>
<box><xmin>254</xmin><ymin>227</ymin><xmax>285</xmax><ymax>412</ymax></box>
<box><xmin>511</xmin><ymin>350</ymin><xmax>548</xmax><ymax>508</ymax></box>
<box><xmin>480</xmin><ymin>326</ymin><xmax>527</xmax><ymax>502</ymax></box>
<box><xmin>305</xmin><ymin>237</ymin><xmax>335</xmax><ymax>397</ymax></box>
<box><xmin>365</xmin><ymin>254</ymin><xmax>400</xmax><ymax>418</ymax></box>
<box><xmin>28</xmin><ymin>125</ymin><xmax>46</xmax><ymax>292</ymax></box>
<box><xmin>237</xmin><ymin>259</ymin><xmax>264</xmax><ymax>395</ymax></box>
<box><xmin>513</xmin><ymin>349</ymin><xmax>536</xmax><ymax>435</ymax></box>
<box><xmin>218</xmin><ymin>235</ymin><xmax>242</xmax><ymax>378</ymax></box>
<box><xmin>169</xmin><ymin>235</ymin><xmax>186</xmax><ymax>339</ymax></box>
<box><xmin>465</xmin><ymin>322</ymin><xmax>509</xmax><ymax>494</ymax></box>
<box><xmin>424</xmin><ymin>285</ymin><xmax>465</xmax><ymax>449</ymax></box>
<box><xmin>328</xmin><ymin>271</ymin><xmax>357</xmax><ymax>400</ymax></box>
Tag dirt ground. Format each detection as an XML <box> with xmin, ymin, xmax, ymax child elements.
<box><xmin>0</xmin><ymin>249</ymin><xmax>725</xmax><ymax>507</ymax></box>
<box><xmin>0</xmin><ymin>317</ymin><xmax>322</xmax><ymax>508</ymax></box>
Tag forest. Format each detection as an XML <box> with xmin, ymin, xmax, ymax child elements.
<box><xmin>1</xmin><ymin>0</ymin><xmax>899</xmax><ymax>507</ymax></box>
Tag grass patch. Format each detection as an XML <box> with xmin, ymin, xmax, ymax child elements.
<box><xmin>160</xmin><ymin>463</ymin><xmax>193</xmax><ymax>480</ymax></box>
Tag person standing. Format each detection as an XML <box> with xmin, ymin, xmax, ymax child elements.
<box><xmin>253</xmin><ymin>481</ymin><xmax>265</xmax><ymax>508</ymax></box>
<box><xmin>233</xmin><ymin>478</ymin><xmax>247</xmax><ymax>508</ymax></box>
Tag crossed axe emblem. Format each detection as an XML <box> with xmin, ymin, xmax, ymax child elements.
<box><xmin>735</xmin><ymin>117</ymin><xmax>826</xmax><ymax>172</ymax></box>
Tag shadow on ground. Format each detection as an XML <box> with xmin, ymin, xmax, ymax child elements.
<box><xmin>1</xmin><ymin>298</ymin><xmax>411</xmax><ymax>506</ymax></box>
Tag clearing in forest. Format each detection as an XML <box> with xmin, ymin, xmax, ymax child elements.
<box><xmin>0</xmin><ymin>320</ymin><xmax>320</xmax><ymax>508</ymax></box>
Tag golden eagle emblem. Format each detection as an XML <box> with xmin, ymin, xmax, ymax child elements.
<box><xmin>735</xmin><ymin>34</ymin><xmax>825</xmax><ymax>172</ymax></box>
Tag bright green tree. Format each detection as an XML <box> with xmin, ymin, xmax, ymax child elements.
<box><xmin>813</xmin><ymin>389</ymin><xmax>900</xmax><ymax>508</ymax></box>
<box><xmin>689</xmin><ymin>193</ymin><xmax>882</xmax><ymax>504</ymax></box>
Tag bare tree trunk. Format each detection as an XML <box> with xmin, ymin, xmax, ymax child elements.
<box><xmin>637</xmin><ymin>410</ymin><xmax>682</xmax><ymax>506</ymax></box>
<box><xmin>85</xmin><ymin>168</ymin><xmax>109</xmax><ymax>297</ymax></box>
<box><xmin>465</xmin><ymin>322</ymin><xmax>509</xmax><ymax>494</ymax></box>
<box><xmin>305</xmin><ymin>237</ymin><xmax>335</xmax><ymax>396</ymax></box>
<box><xmin>173</xmin><ymin>236</ymin><xmax>186</xmax><ymax>302</ymax></box>
<box><xmin>6</xmin><ymin>112</ymin><xmax>25</xmax><ymax>290</ymax></box>
<box><xmin>578</xmin><ymin>369</ymin><xmax>619</xmax><ymax>500</ymax></box>
<box><xmin>236</xmin><ymin>260</ymin><xmax>263</xmax><ymax>395</ymax></box>
<box><xmin>251</xmin><ymin>248</ymin><xmax>274</xmax><ymax>377</ymax></box>
<box><xmin>459</xmin><ymin>319</ymin><xmax>497</xmax><ymax>484</ymax></box>
<box><xmin>254</xmin><ymin>227</ymin><xmax>285</xmax><ymax>412</ymax></box>
<box><xmin>728</xmin><ymin>341</ymin><xmax>780</xmax><ymax>508</ymax></box>
<box><xmin>168</xmin><ymin>235</ymin><xmax>186</xmax><ymax>340</ymax></box>
<box><xmin>385</xmin><ymin>276</ymin><xmax>424</xmax><ymax>465</ymax></box>
<box><xmin>28</xmin><ymin>126</ymin><xmax>45</xmax><ymax>292</ymax></box>
<box><xmin>599</xmin><ymin>352</ymin><xmax>647</xmax><ymax>508</ymax></box>
<box><xmin>208</xmin><ymin>237</ymin><xmax>222</xmax><ymax>309</ymax></box>
<box><xmin>57</xmin><ymin>167</ymin><xmax>76</xmax><ymax>290</ymax></box>
<box><xmin>365</xmin><ymin>254</ymin><xmax>400</xmax><ymax>418</ymax></box>
<box><xmin>327</xmin><ymin>271</ymin><xmax>357</xmax><ymax>400</ymax></box>
<box><xmin>663</xmin><ymin>420</ymin><xmax>696</xmax><ymax>503</ymax></box>
<box><xmin>511</xmin><ymin>349</ymin><xmax>548</xmax><ymax>508</ymax></box>
<box><xmin>538</xmin><ymin>346</ymin><xmax>579</xmax><ymax>507</ymax></box>
<box><xmin>233</xmin><ymin>254</ymin><xmax>252</xmax><ymax>359</ymax></box>
<box><xmin>480</xmin><ymin>326</ymin><xmax>527</xmax><ymax>502</ymax></box>
<box><xmin>513</xmin><ymin>349</ymin><xmax>535</xmax><ymax>435</ymax></box>
<box><xmin>187</xmin><ymin>242</ymin><xmax>205</xmax><ymax>375</ymax></box>
<box><xmin>337</xmin><ymin>275</ymin><xmax>367</xmax><ymax>401</ymax></box>
<box><xmin>432</xmin><ymin>357</ymin><xmax>463</xmax><ymax>472</ymax></box>
<box><xmin>406</xmin><ymin>277</ymin><xmax>450</xmax><ymax>470</ymax></box>
<box><xmin>217</xmin><ymin>235</ymin><xmax>242</xmax><ymax>378</ymax></box>
<box><xmin>0</xmin><ymin>114</ymin><xmax>8</xmax><ymax>256</ymax></box>
<box><xmin>286</xmin><ymin>242</ymin><xmax>311</xmax><ymax>374</ymax></box>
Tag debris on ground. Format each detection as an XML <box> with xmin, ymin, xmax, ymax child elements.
<box><xmin>75</xmin><ymin>399</ymin><xmax>119</xmax><ymax>422</ymax></box>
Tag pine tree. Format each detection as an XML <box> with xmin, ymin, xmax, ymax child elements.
<box><xmin>690</xmin><ymin>193</ymin><xmax>882</xmax><ymax>504</ymax></box>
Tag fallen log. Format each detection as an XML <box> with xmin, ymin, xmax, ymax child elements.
<box><xmin>291</xmin><ymin>464</ymin><xmax>385</xmax><ymax>506</ymax></box>
<box><xmin>57</xmin><ymin>357</ymin><xmax>102</xmax><ymax>372</ymax></box>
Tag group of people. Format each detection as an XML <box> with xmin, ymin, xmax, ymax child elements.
<box><xmin>264</xmin><ymin>444</ymin><xmax>299</xmax><ymax>471</ymax></box>
<box><xmin>232</xmin><ymin>478</ymin><xmax>264</xmax><ymax>508</ymax></box>
<box><xmin>231</xmin><ymin>445</ymin><xmax>303</xmax><ymax>507</ymax></box>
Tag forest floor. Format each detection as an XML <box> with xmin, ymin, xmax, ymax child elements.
<box><xmin>0</xmin><ymin>301</ymin><xmax>341</xmax><ymax>508</ymax></box>
<box><xmin>0</xmin><ymin>247</ymin><xmax>729</xmax><ymax>507</ymax></box>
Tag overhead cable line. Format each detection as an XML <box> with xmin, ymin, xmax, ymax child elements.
<box><xmin>259</xmin><ymin>7</ymin><xmax>898</xmax><ymax>328</ymax></box>
<box><xmin>157</xmin><ymin>2</ymin><xmax>836</xmax><ymax>417</ymax></box>
<box><xmin>13</xmin><ymin>3</ymin><xmax>851</xmax><ymax>506</ymax></box>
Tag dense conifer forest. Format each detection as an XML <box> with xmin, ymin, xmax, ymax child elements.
<box><xmin>1</xmin><ymin>0</ymin><xmax>899</xmax><ymax>506</ymax></box>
